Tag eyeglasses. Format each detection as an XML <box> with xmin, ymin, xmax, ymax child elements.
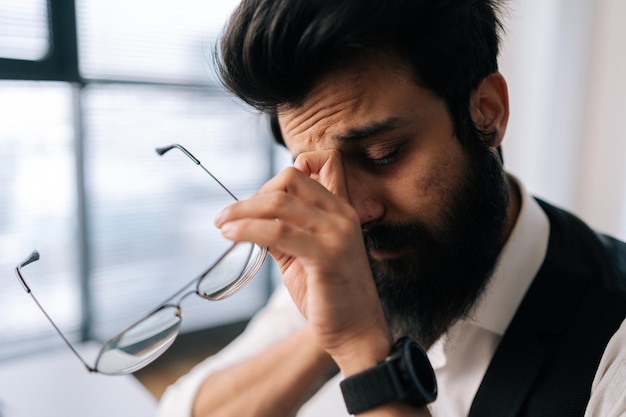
<box><xmin>15</xmin><ymin>144</ymin><xmax>267</xmax><ymax>375</ymax></box>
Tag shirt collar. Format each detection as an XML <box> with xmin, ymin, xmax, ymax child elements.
<box><xmin>467</xmin><ymin>175</ymin><xmax>550</xmax><ymax>336</ymax></box>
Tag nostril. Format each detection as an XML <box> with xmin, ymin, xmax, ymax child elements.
<box><xmin>356</xmin><ymin>199</ymin><xmax>385</xmax><ymax>225</ymax></box>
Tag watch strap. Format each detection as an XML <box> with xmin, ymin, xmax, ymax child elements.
<box><xmin>340</xmin><ymin>360</ymin><xmax>404</xmax><ymax>415</ymax></box>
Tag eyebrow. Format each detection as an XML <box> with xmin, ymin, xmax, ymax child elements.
<box><xmin>332</xmin><ymin>117</ymin><xmax>402</xmax><ymax>144</ymax></box>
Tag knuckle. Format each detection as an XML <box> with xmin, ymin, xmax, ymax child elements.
<box><xmin>293</xmin><ymin>154</ymin><xmax>308</xmax><ymax>170</ymax></box>
<box><xmin>282</xmin><ymin>166</ymin><xmax>302</xmax><ymax>182</ymax></box>
<box><xmin>272</xmin><ymin>219</ymin><xmax>291</xmax><ymax>240</ymax></box>
<box><xmin>268</xmin><ymin>191</ymin><xmax>291</xmax><ymax>210</ymax></box>
<box><xmin>336</xmin><ymin>215</ymin><xmax>358</xmax><ymax>238</ymax></box>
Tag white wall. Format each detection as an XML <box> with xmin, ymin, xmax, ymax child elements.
<box><xmin>500</xmin><ymin>0</ymin><xmax>626</xmax><ymax>240</ymax></box>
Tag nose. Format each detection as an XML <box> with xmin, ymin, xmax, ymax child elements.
<box><xmin>344</xmin><ymin>168</ymin><xmax>385</xmax><ymax>226</ymax></box>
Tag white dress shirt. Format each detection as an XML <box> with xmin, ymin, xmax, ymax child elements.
<box><xmin>156</xmin><ymin>179</ymin><xmax>626</xmax><ymax>417</ymax></box>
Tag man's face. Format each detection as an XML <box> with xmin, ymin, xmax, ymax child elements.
<box><xmin>278</xmin><ymin>55</ymin><xmax>509</xmax><ymax>346</ymax></box>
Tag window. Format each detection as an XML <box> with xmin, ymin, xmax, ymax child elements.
<box><xmin>0</xmin><ymin>0</ymin><xmax>274</xmax><ymax>360</ymax></box>
<box><xmin>0</xmin><ymin>0</ymin><xmax>50</xmax><ymax>60</ymax></box>
<box><xmin>0</xmin><ymin>81</ymin><xmax>79</xmax><ymax>358</ymax></box>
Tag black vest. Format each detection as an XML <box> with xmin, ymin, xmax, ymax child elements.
<box><xmin>469</xmin><ymin>199</ymin><xmax>626</xmax><ymax>417</ymax></box>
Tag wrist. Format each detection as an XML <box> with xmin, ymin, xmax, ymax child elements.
<box><xmin>299</xmin><ymin>326</ymin><xmax>336</xmax><ymax>369</ymax></box>
<box><xmin>330</xmin><ymin>329</ymin><xmax>393</xmax><ymax>377</ymax></box>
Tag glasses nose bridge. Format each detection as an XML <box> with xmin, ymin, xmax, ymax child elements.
<box><xmin>177</xmin><ymin>287</ymin><xmax>200</xmax><ymax>307</ymax></box>
<box><xmin>151</xmin><ymin>277</ymin><xmax>202</xmax><ymax>324</ymax></box>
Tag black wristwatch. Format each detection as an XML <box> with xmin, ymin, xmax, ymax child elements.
<box><xmin>339</xmin><ymin>337</ymin><xmax>437</xmax><ymax>415</ymax></box>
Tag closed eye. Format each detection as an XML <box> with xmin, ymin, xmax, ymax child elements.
<box><xmin>364</xmin><ymin>144</ymin><xmax>402</xmax><ymax>167</ymax></box>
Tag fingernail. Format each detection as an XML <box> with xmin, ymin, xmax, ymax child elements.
<box><xmin>214</xmin><ymin>209</ymin><xmax>224</xmax><ymax>226</ymax></box>
<box><xmin>220</xmin><ymin>221</ymin><xmax>234</xmax><ymax>237</ymax></box>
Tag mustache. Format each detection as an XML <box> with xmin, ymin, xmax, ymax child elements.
<box><xmin>363</xmin><ymin>221</ymin><xmax>442</xmax><ymax>252</ymax></box>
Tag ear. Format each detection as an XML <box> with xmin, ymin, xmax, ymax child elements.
<box><xmin>469</xmin><ymin>72</ymin><xmax>509</xmax><ymax>148</ymax></box>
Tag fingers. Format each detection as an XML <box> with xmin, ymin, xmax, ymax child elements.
<box><xmin>214</xmin><ymin>149</ymin><xmax>359</xmax><ymax>262</ymax></box>
<box><xmin>220</xmin><ymin>150</ymin><xmax>351</xmax><ymax>224</ymax></box>
<box><xmin>256</xmin><ymin>166</ymin><xmax>338</xmax><ymax>211</ymax></box>
<box><xmin>293</xmin><ymin>149</ymin><xmax>349</xmax><ymax>200</ymax></box>
<box><xmin>219</xmin><ymin>217</ymin><xmax>319</xmax><ymax>258</ymax></box>
<box><xmin>217</xmin><ymin>187</ymin><xmax>359</xmax><ymax>246</ymax></box>
<box><xmin>216</xmin><ymin>168</ymin><xmax>345</xmax><ymax>227</ymax></box>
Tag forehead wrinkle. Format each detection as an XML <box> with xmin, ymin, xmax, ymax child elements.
<box><xmin>282</xmin><ymin>90</ymin><xmax>364</xmax><ymax>147</ymax></box>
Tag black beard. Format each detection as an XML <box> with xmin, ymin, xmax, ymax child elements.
<box><xmin>365</xmin><ymin>144</ymin><xmax>509</xmax><ymax>348</ymax></box>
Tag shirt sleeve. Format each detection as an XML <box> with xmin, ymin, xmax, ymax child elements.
<box><xmin>155</xmin><ymin>285</ymin><xmax>306</xmax><ymax>417</ymax></box>
<box><xmin>584</xmin><ymin>318</ymin><xmax>626</xmax><ymax>417</ymax></box>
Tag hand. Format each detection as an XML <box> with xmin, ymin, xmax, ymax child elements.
<box><xmin>215</xmin><ymin>149</ymin><xmax>391</xmax><ymax>371</ymax></box>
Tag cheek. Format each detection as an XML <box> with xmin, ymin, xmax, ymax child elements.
<box><xmin>387</xmin><ymin>154</ymin><xmax>466</xmax><ymax>228</ymax></box>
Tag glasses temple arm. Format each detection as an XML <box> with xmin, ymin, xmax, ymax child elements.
<box><xmin>15</xmin><ymin>251</ymin><xmax>96</xmax><ymax>373</ymax></box>
<box><xmin>155</xmin><ymin>144</ymin><xmax>239</xmax><ymax>201</ymax></box>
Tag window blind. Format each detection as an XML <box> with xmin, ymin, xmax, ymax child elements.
<box><xmin>82</xmin><ymin>83</ymin><xmax>271</xmax><ymax>339</ymax></box>
<box><xmin>0</xmin><ymin>81</ymin><xmax>79</xmax><ymax>358</ymax></box>
<box><xmin>0</xmin><ymin>0</ymin><xmax>49</xmax><ymax>60</ymax></box>
<box><xmin>76</xmin><ymin>0</ymin><xmax>240</xmax><ymax>84</ymax></box>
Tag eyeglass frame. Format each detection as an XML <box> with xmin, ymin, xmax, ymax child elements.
<box><xmin>15</xmin><ymin>144</ymin><xmax>268</xmax><ymax>375</ymax></box>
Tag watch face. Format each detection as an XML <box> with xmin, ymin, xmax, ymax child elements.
<box><xmin>405</xmin><ymin>339</ymin><xmax>437</xmax><ymax>404</ymax></box>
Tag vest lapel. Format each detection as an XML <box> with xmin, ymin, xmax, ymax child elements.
<box><xmin>468</xmin><ymin>200</ymin><xmax>590</xmax><ymax>417</ymax></box>
<box><xmin>468</xmin><ymin>328</ymin><xmax>544</xmax><ymax>417</ymax></box>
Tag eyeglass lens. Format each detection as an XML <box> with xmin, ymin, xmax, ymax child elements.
<box><xmin>96</xmin><ymin>305</ymin><xmax>181</xmax><ymax>374</ymax></box>
<box><xmin>198</xmin><ymin>242</ymin><xmax>261</xmax><ymax>299</ymax></box>
<box><xmin>94</xmin><ymin>241</ymin><xmax>265</xmax><ymax>374</ymax></box>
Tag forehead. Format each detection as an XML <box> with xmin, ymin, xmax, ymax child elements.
<box><xmin>277</xmin><ymin>55</ymin><xmax>440</xmax><ymax>157</ymax></box>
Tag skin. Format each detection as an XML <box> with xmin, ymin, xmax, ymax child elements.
<box><xmin>196</xmin><ymin>53</ymin><xmax>516</xmax><ymax>416</ymax></box>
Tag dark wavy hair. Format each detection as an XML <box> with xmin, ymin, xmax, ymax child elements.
<box><xmin>215</xmin><ymin>0</ymin><xmax>505</xmax><ymax>149</ymax></box>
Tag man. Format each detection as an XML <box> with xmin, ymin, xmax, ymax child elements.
<box><xmin>157</xmin><ymin>0</ymin><xmax>626</xmax><ymax>416</ymax></box>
